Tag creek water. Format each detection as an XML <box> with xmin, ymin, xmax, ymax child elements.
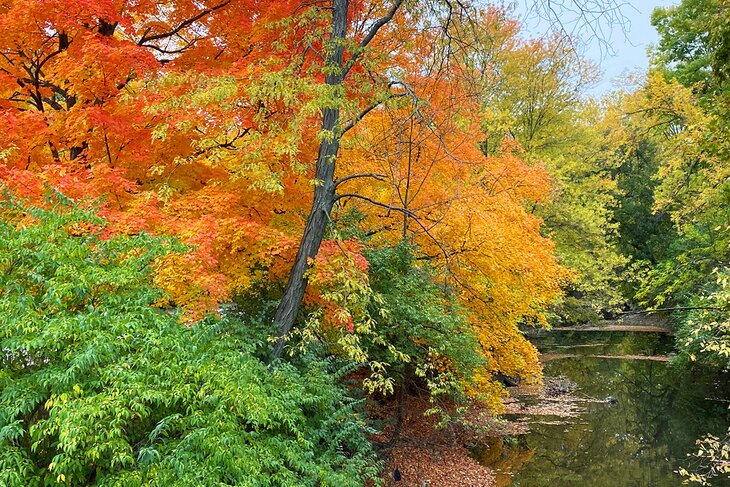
<box><xmin>474</xmin><ymin>329</ymin><xmax>730</xmax><ymax>486</ymax></box>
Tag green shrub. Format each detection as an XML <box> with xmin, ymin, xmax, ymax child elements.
<box><xmin>0</xmin><ymin>197</ymin><xmax>378</xmax><ymax>486</ymax></box>
<box><xmin>363</xmin><ymin>244</ymin><xmax>485</xmax><ymax>402</ymax></box>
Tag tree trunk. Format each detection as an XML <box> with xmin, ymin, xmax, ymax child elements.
<box><xmin>389</xmin><ymin>376</ymin><xmax>408</xmax><ymax>446</ymax></box>
<box><xmin>271</xmin><ymin>0</ymin><xmax>349</xmax><ymax>359</ymax></box>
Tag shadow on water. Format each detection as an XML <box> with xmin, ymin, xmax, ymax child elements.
<box><xmin>473</xmin><ymin>331</ymin><xmax>730</xmax><ymax>487</ymax></box>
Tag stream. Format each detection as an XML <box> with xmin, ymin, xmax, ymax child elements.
<box><xmin>474</xmin><ymin>328</ymin><xmax>730</xmax><ymax>486</ymax></box>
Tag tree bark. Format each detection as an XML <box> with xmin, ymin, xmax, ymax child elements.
<box><xmin>271</xmin><ymin>0</ymin><xmax>349</xmax><ymax>359</ymax></box>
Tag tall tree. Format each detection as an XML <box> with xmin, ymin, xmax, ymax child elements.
<box><xmin>478</xmin><ymin>29</ymin><xmax>628</xmax><ymax>318</ymax></box>
<box><xmin>271</xmin><ymin>0</ymin><xmax>405</xmax><ymax>357</ymax></box>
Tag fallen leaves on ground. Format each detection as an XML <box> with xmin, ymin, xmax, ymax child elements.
<box><xmin>372</xmin><ymin>395</ymin><xmax>496</xmax><ymax>487</ymax></box>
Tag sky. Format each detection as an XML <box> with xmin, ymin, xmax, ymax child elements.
<box><xmin>511</xmin><ymin>0</ymin><xmax>680</xmax><ymax>95</ymax></box>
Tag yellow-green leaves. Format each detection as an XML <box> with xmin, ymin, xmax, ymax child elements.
<box><xmin>0</xmin><ymin>196</ymin><xmax>379</xmax><ymax>487</ymax></box>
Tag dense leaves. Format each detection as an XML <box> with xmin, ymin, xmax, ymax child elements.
<box><xmin>363</xmin><ymin>244</ymin><xmax>486</xmax><ymax>403</ymax></box>
<box><xmin>0</xmin><ymin>197</ymin><xmax>378</xmax><ymax>486</ymax></box>
<box><xmin>4</xmin><ymin>0</ymin><xmax>729</xmax><ymax>484</ymax></box>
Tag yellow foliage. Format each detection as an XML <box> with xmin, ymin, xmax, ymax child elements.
<box><xmin>336</xmin><ymin>75</ymin><xmax>568</xmax><ymax>405</ymax></box>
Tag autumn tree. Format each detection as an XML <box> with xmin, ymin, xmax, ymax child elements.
<box><xmin>0</xmin><ymin>0</ymin><xmax>310</xmax><ymax>315</ymax></box>
<box><xmin>0</xmin><ymin>0</ymin><xmax>628</xmax><ymax>408</ymax></box>
<box><xmin>330</xmin><ymin>37</ymin><xmax>568</xmax><ymax>400</ymax></box>
<box><xmin>269</xmin><ymin>0</ymin><xmax>406</xmax><ymax>356</ymax></box>
<box><xmin>473</xmin><ymin>23</ymin><xmax>628</xmax><ymax>319</ymax></box>
<box><xmin>268</xmin><ymin>0</ymin><xmax>631</xmax><ymax>356</ymax></box>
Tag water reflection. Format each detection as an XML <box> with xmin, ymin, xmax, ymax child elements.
<box><xmin>475</xmin><ymin>331</ymin><xmax>730</xmax><ymax>486</ymax></box>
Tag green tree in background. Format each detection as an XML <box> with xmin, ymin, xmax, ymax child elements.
<box><xmin>652</xmin><ymin>0</ymin><xmax>730</xmax><ymax>91</ymax></box>
<box><xmin>622</xmin><ymin>3</ymin><xmax>730</xmax><ymax>481</ymax></box>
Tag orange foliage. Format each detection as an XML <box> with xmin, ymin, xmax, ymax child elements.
<box><xmin>337</xmin><ymin>70</ymin><xmax>568</xmax><ymax>395</ymax></box>
<box><xmin>0</xmin><ymin>0</ymin><xmax>307</xmax><ymax>315</ymax></box>
<box><xmin>0</xmin><ymin>1</ymin><xmax>567</xmax><ymax>399</ymax></box>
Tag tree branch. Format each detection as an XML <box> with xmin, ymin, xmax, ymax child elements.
<box><xmin>336</xmin><ymin>192</ymin><xmax>417</xmax><ymax>218</ymax></box>
<box><xmin>341</xmin><ymin>82</ymin><xmax>410</xmax><ymax>134</ymax></box>
<box><xmin>619</xmin><ymin>306</ymin><xmax>723</xmax><ymax>315</ymax></box>
<box><xmin>137</xmin><ymin>1</ymin><xmax>231</xmax><ymax>46</ymax></box>
<box><xmin>334</xmin><ymin>173</ymin><xmax>388</xmax><ymax>187</ymax></box>
<box><xmin>343</xmin><ymin>0</ymin><xmax>405</xmax><ymax>76</ymax></box>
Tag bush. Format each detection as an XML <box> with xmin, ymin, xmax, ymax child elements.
<box><xmin>363</xmin><ymin>244</ymin><xmax>485</xmax><ymax>402</ymax></box>
<box><xmin>0</xmin><ymin>197</ymin><xmax>378</xmax><ymax>486</ymax></box>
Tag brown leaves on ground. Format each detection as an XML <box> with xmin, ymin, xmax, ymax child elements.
<box><xmin>372</xmin><ymin>374</ymin><xmax>609</xmax><ymax>486</ymax></box>
<box><xmin>387</xmin><ymin>445</ymin><xmax>495</xmax><ymax>487</ymax></box>
<box><xmin>373</xmin><ymin>395</ymin><xmax>496</xmax><ymax>487</ymax></box>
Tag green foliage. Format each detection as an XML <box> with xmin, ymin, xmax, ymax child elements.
<box><xmin>675</xmin><ymin>267</ymin><xmax>730</xmax><ymax>370</ymax></box>
<box><xmin>651</xmin><ymin>0</ymin><xmax>730</xmax><ymax>92</ymax></box>
<box><xmin>274</xmin><ymin>237</ymin><xmax>486</xmax><ymax>406</ymax></box>
<box><xmin>0</xmin><ymin>197</ymin><xmax>378</xmax><ymax>486</ymax></box>
<box><xmin>523</xmin><ymin>104</ymin><xmax>629</xmax><ymax>319</ymax></box>
<box><xmin>635</xmin><ymin>225</ymin><xmax>726</xmax><ymax>310</ymax></box>
<box><xmin>651</xmin><ymin>0</ymin><xmax>718</xmax><ymax>90</ymax></box>
<box><xmin>610</xmin><ymin>139</ymin><xmax>677</xmax><ymax>266</ymax></box>
<box><xmin>615</xmin><ymin>74</ymin><xmax>730</xmax><ymax>364</ymax></box>
<box><xmin>551</xmin><ymin>296</ymin><xmax>601</xmax><ymax>325</ymax></box>
<box><xmin>678</xmin><ymin>425</ymin><xmax>730</xmax><ymax>484</ymax></box>
<box><xmin>537</xmin><ymin>140</ymin><xmax>628</xmax><ymax>319</ymax></box>
<box><xmin>362</xmin><ymin>244</ymin><xmax>485</xmax><ymax>402</ymax></box>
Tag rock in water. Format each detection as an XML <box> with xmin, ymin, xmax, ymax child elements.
<box><xmin>543</xmin><ymin>376</ymin><xmax>578</xmax><ymax>397</ymax></box>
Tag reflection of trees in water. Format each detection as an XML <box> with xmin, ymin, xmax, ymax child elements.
<box><xmin>537</xmin><ymin>331</ymin><xmax>674</xmax><ymax>358</ymax></box>
<box><xmin>472</xmin><ymin>437</ymin><xmax>535</xmax><ymax>487</ymax></box>
<box><xmin>480</xmin><ymin>331</ymin><xmax>730</xmax><ymax>486</ymax></box>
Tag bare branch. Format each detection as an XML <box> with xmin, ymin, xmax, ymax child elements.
<box><xmin>341</xmin><ymin>81</ymin><xmax>410</xmax><ymax>134</ymax></box>
<box><xmin>521</xmin><ymin>0</ymin><xmax>635</xmax><ymax>58</ymax></box>
<box><xmin>336</xmin><ymin>192</ymin><xmax>417</xmax><ymax>218</ymax></box>
<box><xmin>343</xmin><ymin>0</ymin><xmax>405</xmax><ymax>76</ymax></box>
<box><xmin>334</xmin><ymin>173</ymin><xmax>388</xmax><ymax>187</ymax></box>
<box><xmin>137</xmin><ymin>1</ymin><xmax>230</xmax><ymax>46</ymax></box>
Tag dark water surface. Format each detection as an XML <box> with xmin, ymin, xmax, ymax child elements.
<box><xmin>474</xmin><ymin>330</ymin><xmax>730</xmax><ymax>486</ymax></box>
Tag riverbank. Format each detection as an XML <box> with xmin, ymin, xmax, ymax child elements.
<box><xmin>374</xmin><ymin>395</ymin><xmax>497</xmax><ymax>487</ymax></box>
<box><xmin>376</xmin><ymin>319</ymin><xmax>729</xmax><ymax>486</ymax></box>
<box><xmin>482</xmin><ymin>326</ymin><xmax>730</xmax><ymax>486</ymax></box>
<box><xmin>374</xmin><ymin>375</ymin><xmax>593</xmax><ymax>486</ymax></box>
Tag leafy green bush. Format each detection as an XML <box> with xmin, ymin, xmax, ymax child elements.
<box><xmin>675</xmin><ymin>268</ymin><xmax>730</xmax><ymax>370</ymax></box>
<box><xmin>362</xmin><ymin>244</ymin><xmax>485</xmax><ymax>402</ymax></box>
<box><xmin>0</xmin><ymin>197</ymin><xmax>378</xmax><ymax>486</ymax></box>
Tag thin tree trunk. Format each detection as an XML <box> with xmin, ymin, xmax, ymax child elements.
<box><xmin>389</xmin><ymin>377</ymin><xmax>408</xmax><ymax>446</ymax></box>
<box><xmin>619</xmin><ymin>306</ymin><xmax>722</xmax><ymax>315</ymax></box>
<box><xmin>271</xmin><ymin>0</ymin><xmax>349</xmax><ymax>359</ymax></box>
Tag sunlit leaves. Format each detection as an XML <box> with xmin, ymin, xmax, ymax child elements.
<box><xmin>0</xmin><ymin>196</ymin><xmax>378</xmax><ymax>486</ymax></box>
<box><xmin>336</xmin><ymin>71</ymin><xmax>567</xmax><ymax>401</ymax></box>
